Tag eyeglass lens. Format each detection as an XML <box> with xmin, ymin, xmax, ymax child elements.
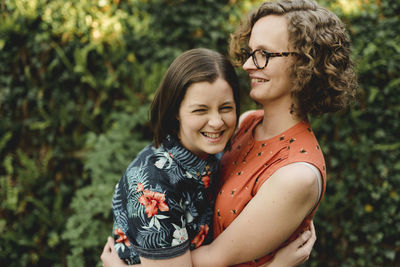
<box><xmin>253</xmin><ymin>50</ymin><xmax>267</xmax><ymax>68</ymax></box>
<box><xmin>241</xmin><ymin>49</ymin><xmax>268</xmax><ymax>69</ymax></box>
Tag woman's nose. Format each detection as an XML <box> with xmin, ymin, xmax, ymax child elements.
<box><xmin>242</xmin><ymin>56</ymin><xmax>256</xmax><ymax>72</ymax></box>
<box><xmin>208</xmin><ymin>113</ymin><xmax>224</xmax><ymax>128</ymax></box>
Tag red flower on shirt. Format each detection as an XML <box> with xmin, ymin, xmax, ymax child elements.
<box><xmin>114</xmin><ymin>227</ymin><xmax>131</xmax><ymax>247</ymax></box>
<box><xmin>202</xmin><ymin>175</ymin><xmax>210</xmax><ymax>188</ymax></box>
<box><xmin>191</xmin><ymin>224</ymin><xmax>209</xmax><ymax>248</ymax></box>
<box><xmin>138</xmin><ymin>189</ymin><xmax>169</xmax><ymax>218</ymax></box>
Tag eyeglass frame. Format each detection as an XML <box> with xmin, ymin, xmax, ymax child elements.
<box><xmin>240</xmin><ymin>48</ymin><xmax>299</xmax><ymax>69</ymax></box>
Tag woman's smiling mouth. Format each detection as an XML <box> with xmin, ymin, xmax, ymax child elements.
<box><xmin>201</xmin><ymin>131</ymin><xmax>224</xmax><ymax>139</ymax></box>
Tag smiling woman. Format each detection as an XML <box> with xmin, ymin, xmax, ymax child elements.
<box><xmin>177</xmin><ymin>78</ymin><xmax>237</xmax><ymax>158</ymax></box>
<box><xmin>103</xmin><ymin>48</ymin><xmax>241</xmax><ymax>265</ymax></box>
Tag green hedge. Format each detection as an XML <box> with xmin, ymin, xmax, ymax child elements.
<box><xmin>0</xmin><ymin>0</ymin><xmax>399</xmax><ymax>266</ymax></box>
<box><xmin>307</xmin><ymin>1</ymin><xmax>400</xmax><ymax>266</ymax></box>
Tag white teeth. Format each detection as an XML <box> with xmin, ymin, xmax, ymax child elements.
<box><xmin>203</xmin><ymin>132</ymin><xmax>221</xmax><ymax>138</ymax></box>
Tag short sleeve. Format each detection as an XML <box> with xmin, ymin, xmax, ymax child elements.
<box><xmin>113</xmin><ymin>167</ymin><xmax>191</xmax><ymax>261</ymax></box>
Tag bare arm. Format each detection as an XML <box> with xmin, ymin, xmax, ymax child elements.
<box><xmin>192</xmin><ymin>163</ymin><xmax>319</xmax><ymax>267</ymax></box>
<box><xmin>101</xmin><ymin>223</ymin><xmax>316</xmax><ymax>267</ymax></box>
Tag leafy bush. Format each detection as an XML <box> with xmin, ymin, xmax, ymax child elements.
<box><xmin>306</xmin><ymin>1</ymin><xmax>400</xmax><ymax>266</ymax></box>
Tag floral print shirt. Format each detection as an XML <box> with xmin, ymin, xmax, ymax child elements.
<box><xmin>112</xmin><ymin>136</ymin><xmax>218</xmax><ymax>264</ymax></box>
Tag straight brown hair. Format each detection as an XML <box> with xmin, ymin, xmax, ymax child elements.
<box><xmin>150</xmin><ymin>48</ymin><xmax>240</xmax><ymax>147</ymax></box>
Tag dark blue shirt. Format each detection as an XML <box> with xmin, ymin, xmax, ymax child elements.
<box><xmin>112</xmin><ymin>136</ymin><xmax>218</xmax><ymax>264</ymax></box>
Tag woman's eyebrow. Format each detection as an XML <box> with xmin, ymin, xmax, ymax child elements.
<box><xmin>188</xmin><ymin>104</ymin><xmax>208</xmax><ymax>108</ymax></box>
<box><xmin>249</xmin><ymin>45</ymin><xmax>275</xmax><ymax>52</ymax></box>
<box><xmin>221</xmin><ymin>100</ymin><xmax>235</xmax><ymax>105</ymax></box>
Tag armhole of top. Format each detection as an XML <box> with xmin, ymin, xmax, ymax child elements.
<box><xmin>288</xmin><ymin>162</ymin><xmax>322</xmax><ymax>211</ymax></box>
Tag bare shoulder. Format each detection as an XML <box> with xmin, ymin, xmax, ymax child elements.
<box><xmin>259</xmin><ymin>163</ymin><xmax>319</xmax><ymax>204</ymax></box>
<box><xmin>271</xmin><ymin>163</ymin><xmax>318</xmax><ymax>191</ymax></box>
<box><xmin>238</xmin><ymin>110</ymin><xmax>258</xmax><ymax>128</ymax></box>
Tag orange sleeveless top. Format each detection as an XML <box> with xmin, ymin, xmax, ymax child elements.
<box><xmin>213</xmin><ymin>110</ymin><xmax>326</xmax><ymax>266</ymax></box>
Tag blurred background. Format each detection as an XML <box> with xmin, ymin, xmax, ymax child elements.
<box><xmin>0</xmin><ymin>0</ymin><xmax>399</xmax><ymax>266</ymax></box>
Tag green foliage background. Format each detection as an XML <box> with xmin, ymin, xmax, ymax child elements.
<box><xmin>0</xmin><ymin>0</ymin><xmax>399</xmax><ymax>266</ymax></box>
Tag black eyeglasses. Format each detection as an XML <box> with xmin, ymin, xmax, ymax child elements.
<box><xmin>240</xmin><ymin>48</ymin><xmax>298</xmax><ymax>69</ymax></box>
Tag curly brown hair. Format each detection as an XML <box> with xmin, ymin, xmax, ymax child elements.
<box><xmin>230</xmin><ymin>0</ymin><xmax>357</xmax><ymax>118</ymax></box>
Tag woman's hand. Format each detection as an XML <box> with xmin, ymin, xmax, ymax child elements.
<box><xmin>100</xmin><ymin>237</ymin><xmax>128</xmax><ymax>267</ymax></box>
<box><xmin>263</xmin><ymin>221</ymin><xmax>317</xmax><ymax>267</ymax></box>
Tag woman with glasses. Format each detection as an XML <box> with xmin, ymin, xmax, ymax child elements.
<box><xmin>101</xmin><ymin>0</ymin><xmax>357</xmax><ymax>265</ymax></box>
<box><xmin>190</xmin><ymin>0</ymin><xmax>356</xmax><ymax>266</ymax></box>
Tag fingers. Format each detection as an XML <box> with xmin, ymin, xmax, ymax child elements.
<box><xmin>299</xmin><ymin>231</ymin><xmax>315</xmax><ymax>252</ymax></box>
<box><xmin>102</xmin><ymin>238</ymin><xmax>110</xmax><ymax>254</ymax></box>
<box><xmin>107</xmin><ymin>236</ymin><xmax>116</xmax><ymax>252</ymax></box>
<box><xmin>309</xmin><ymin>221</ymin><xmax>317</xmax><ymax>243</ymax></box>
<box><xmin>295</xmin><ymin>222</ymin><xmax>317</xmax><ymax>264</ymax></box>
<box><xmin>300</xmin><ymin>221</ymin><xmax>316</xmax><ymax>249</ymax></box>
<box><xmin>101</xmin><ymin>236</ymin><xmax>115</xmax><ymax>265</ymax></box>
<box><xmin>298</xmin><ymin>221</ymin><xmax>317</xmax><ymax>248</ymax></box>
<box><xmin>294</xmin><ymin>230</ymin><xmax>312</xmax><ymax>249</ymax></box>
<box><xmin>102</xmin><ymin>236</ymin><xmax>114</xmax><ymax>255</ymax></box>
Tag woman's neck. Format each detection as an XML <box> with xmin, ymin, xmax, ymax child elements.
<box><xmin>254</xmin><ymin>104</ymin><xmax>301</xmax><ymax>141</ymax></box>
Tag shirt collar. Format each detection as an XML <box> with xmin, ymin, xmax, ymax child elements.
<box><xmin>162</xmin><ymin>135</ymin><xmax>218</xmax><ymax>179</ymax></box>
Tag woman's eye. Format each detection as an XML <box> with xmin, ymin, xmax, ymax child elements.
<box><xmin>192</xmin><ymin>109</ymin><xmax>206</xmax><ymax>113</ymax></box>
<box><xmin>220</xmin><ymin>106</ymin><xmax>234</xmax><ymax>112</ymax></box>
